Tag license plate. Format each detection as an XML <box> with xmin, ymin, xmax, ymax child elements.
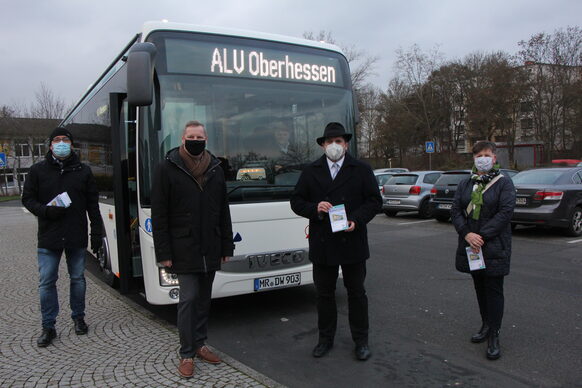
<box><xmin>516</xmin><ymin>197</ymin><xmax>527</xmax><ymax>205</ymax></box>
<box><xmin>438</xmin><ymin>203</ymin><xmax>452</xmax><ymax>210</ymax></box>
<box><xmin>388</xmin><ymin>200</ymin><xmax>400</xmax><ymax>205</ymax></box>
<box><xmin>254</xmin><ymin>272</ymin><xmax>301</xmax><ymax>291</ymax></box>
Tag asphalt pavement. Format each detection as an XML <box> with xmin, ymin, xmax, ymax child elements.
<box><xmin>199</xmin><ymin>212</ymin><xmax>582</xmax><ymax>387</ymax></box>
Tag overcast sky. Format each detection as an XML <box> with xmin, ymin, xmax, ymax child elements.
<box><xmin>1</xmin><ymin>0</ymin><xmax>580</xmax><ymax>110</ymax></box>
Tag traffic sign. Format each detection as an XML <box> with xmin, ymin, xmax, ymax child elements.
<box><xmin>425</xmin><ymin>141</ymin><xmax>435</xmax><ymax>153</ymax></box>
<box><xmin>0</xmin><ymin>152</ymin><xmax>6</xmax><ymax>168</ymax></box>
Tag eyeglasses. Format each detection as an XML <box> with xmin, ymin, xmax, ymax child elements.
<box><xmin>52</xmin><ymin>136</ymin><xmax>72</xmax><ymax>144</ymax></box>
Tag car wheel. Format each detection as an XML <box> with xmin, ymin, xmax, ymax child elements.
<box><xmin>565</xmin><ymin>206</ymin><xmax>582</xmax><ymax>237</ymax></box>
<box><xmin>418</xmin><ymin>199</ymin><xmax>432</xmax><ymax>219</ymax></box>
<box><xmin>384</xmin><ymin>210</ymin><xmax>397</xmax><ymax>217</ymax></box>
<box><xmin>435</xmin><ymin>215</ymin><xmax>449</xmax><ymax>222</ymax></box>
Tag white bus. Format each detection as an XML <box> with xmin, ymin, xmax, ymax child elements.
<box><xmin>61</xmin><ymin>21</ymin><xmax>358</xmax><ymax>304</ymax></box>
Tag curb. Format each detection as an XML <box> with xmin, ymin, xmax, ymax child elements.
<box><xmin>85</xmin><ymin>267</ymin><xmax>286</xmax><ymax>388</ymax></box>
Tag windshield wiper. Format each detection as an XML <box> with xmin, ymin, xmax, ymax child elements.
<box><xmin>227</xmin><ymin>184</ymin><xmax>295</xmax><ymax>195</ymax></box>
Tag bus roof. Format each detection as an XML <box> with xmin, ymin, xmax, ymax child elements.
<box><xmin>141</xmin><ymin>21</ymin><xmax>345</xmax><ymax>56</ymax></box>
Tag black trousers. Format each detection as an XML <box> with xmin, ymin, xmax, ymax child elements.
<box><xmin>312</xmin><ymin>261</ymin><xmax>369</xmax><ymax>346</ymax></box>
<box><xmin>471</xmin><ymin>272</ymin><xmax>504</xmax><ymax>331</ymax></box>
<box><xmin>177</xmin><ymin>271</ymin><xmax>216</xmax><ymax>358</ymax></box>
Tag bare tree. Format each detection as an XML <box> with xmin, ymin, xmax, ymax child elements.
<box><xmin>30</xmin><ymin>82</ymin><xmax>66</xmax><ymax>119</ymax></box>
<box><xmin>393</xmin><ymin>44</ymin><xmax>445</xmax><ymax>142</ymax></box>
<box><xmin>303</xmin><ymin>30</ymin><xmax>379</xmax><ymax>92</ymax></box>
<box><xmin>518</xmin><ymin>26</ymin><xmax>582</xmax><ymax>161</ymax></box>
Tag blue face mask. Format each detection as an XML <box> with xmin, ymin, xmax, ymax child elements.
<box><xmin>52</xmin><ymin>141</ymin><xmax>71</xmax><ymax>158</ymax></box>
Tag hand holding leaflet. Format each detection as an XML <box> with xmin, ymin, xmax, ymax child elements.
<box><xmin>466</xmin><ymin>246</ymin><xmax>486</xmax><ymax>271</ymax></box>
<box><xmin>47</xmin><ymin>192</ymin><xmax>72</xmax><ymax>208</ymax></box>
<box><xmin>329</xmin><ymin>204</ymin><xmax>349</xmax><ymax>233</ymax></box>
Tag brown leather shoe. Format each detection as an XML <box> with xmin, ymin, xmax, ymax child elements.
<box><xmin>178</xmin><ymin>358</ymin><xmax>194</xmax><ymax>378</ymax></box>
<box><xmin>196</xmin><ymin>345</ymin><xmax>221</xmax><ymax>364</ymax></box>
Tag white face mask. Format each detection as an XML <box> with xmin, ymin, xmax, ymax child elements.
<box><xmin>474</xmin><ymin>156</ymin><xmax>494</xmax><ymax>172</ymax></box>
<box><xmin>325</xmin><ymin>142</ymin><xmax>345</xmax><ymax>161</ymax></box>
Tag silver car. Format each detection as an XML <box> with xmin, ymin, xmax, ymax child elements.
<box><xmin>382</xmin><ymin>171</ymin><xmax>442</xmax><ymax>218</ymax></box>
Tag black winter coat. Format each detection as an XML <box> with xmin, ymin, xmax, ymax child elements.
<box><xmin>290</xmin><ymin>154</ymin><xmax>382</xmax><ymax>265</ymax></box>
<box><xmin>151</xmin><ymin>148</ymin><xmax>234</xmax><ymax>274</ymax></box>
<box><xmin>21</xmin><ymin>152</ymin><xmax>103</xmax><ymax>250</ymax></box>
<box><xmin>451</xmin><ymin>175</ymin><xmax>516</xmax><ymax>276</ymax></box>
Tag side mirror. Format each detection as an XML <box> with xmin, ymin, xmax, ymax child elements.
<box><xmin>126</xmin><ymin>42</ymin><xmax>157</xmax><ymax>106</ymax></box>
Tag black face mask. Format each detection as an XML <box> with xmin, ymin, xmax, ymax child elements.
<box><xmin>185</xmin><ymin>140</ymin><xmax>206</xmax><ymax>155</ymax></box>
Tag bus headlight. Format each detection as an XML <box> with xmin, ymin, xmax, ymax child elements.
<box><xmin>159</xmin><ymin>268</ymin><xmax>179</xmax><ymax>286</ymax></box>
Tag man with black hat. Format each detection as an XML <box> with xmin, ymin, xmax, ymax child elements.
<box><xmin>22</xmin><ymin>127</ymin><xmax>104</xmax><ymax>347</ymax></box>
<box><xmin>290</xmin><ymin>122</ymin><xmax>381</xmax><ymax>361</ymax></box>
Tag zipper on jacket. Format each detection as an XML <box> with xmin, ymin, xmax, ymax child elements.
<box><xmin>202</xmin><ymin>255</ymin><xmax>208</xmax><ymax>273</ymax></box>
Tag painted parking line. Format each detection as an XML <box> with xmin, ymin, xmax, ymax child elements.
<box><xmin>21</xmin><ymin>207</ymin><xmax>29</xmax><ymax>214</ymax></box>
<box><xmin>567</xmin><ymin>238</ymin><xmax>582</xmax><ymax>244</ymax></box>
<box><xmin>397</xmin><ymin>219</ymin><xmax>435</xmax><ymax>226</ymax></box>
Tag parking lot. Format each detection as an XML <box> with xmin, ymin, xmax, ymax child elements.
<box><xmin>144</xmin><ymin>211</ymin><xmax>582</xmax><ymax>387</ymax></box>
<box><xmin>6</xmin><ymin>199</ymin><xmax>581</xmax><ymax>387</ymax></box>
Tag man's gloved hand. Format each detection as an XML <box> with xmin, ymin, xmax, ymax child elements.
<box><xmin>91</xmin><ymin>235</ymin><xmax>103</xmax><ymax>254</ymax></box>
<box><xmin>45</xmin><ymin>206</ymin><xmax>67</xmax><ymax>220</ymax></box>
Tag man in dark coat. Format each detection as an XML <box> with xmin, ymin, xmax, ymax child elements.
<box><xmin>151</xmin><ymin>120</ymin><xmax>234</xmax><ymax>378</ymax></box>
<box><xmin>22</xmin><ymin>127</ymin><xmax>104</xmax><ymax>347</ymax></box>
<box><xmin>451</xmin><ymin>141</ymin><xmax>515</xmax><ymax>360</ymax></box>
<box><xmin>290</xmin><ymin>122</ymin><xmax>382</xmax><ymax>361</ymax></box>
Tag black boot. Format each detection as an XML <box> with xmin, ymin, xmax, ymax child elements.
<box><xmin>37</xmin><ymin>327</ymin><xmax>56</xmax><ymax>347</ymax></box>
<box><xmin>74</xmin><ymin>318</ymin><xmax>88</xmax><ymax>335</ymax></box>
<box><xmin>471</xmin><ymin>323</ymin><xmax>490</xmax><ymax>343</ymax></box>
<box><xmin>486</xmin><ymin>330</ymin><xmax>501</xmax><ymax>360</ymax></box>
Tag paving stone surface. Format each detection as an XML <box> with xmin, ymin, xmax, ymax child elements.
<box><xmin>0</xmin><ymin>205</ymin><xmax>282</xmax><ymax>388</ymax></box>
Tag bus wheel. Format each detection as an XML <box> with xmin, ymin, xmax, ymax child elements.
<box><xmin>98</xmin><ymin>236</ymin><xmax>118</xmax><ymax>288</ymax></box>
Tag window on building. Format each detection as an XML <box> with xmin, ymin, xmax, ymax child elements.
<box><xmin>520</xmin><ymin>118</ymin><xmax>533</xmax><ymax>129</ymax></box>
<box><xmin>520</xmin><ymin>101</ymin><xmax>533</xmax><ymax>113</ymax></box>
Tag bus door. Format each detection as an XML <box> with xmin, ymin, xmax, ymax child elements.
<box><xmin>110</xmin><ymin>92</ymin><xmax>143</xmax><ymax>293</ymax></box>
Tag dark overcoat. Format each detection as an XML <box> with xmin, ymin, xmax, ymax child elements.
<box><xmin>451</xmin><ymin>175</ymin><xmax>516</xmax><ymax>276</ymax></box>
<box><xmin>151</xmin><ymin>148</ymin><xmax>234</xmax><ymax>274</ymax></box>
<box><xmin>290</xmin><ymin>153</ymin><xmax>382</xmax><ymax>265</ymax></box>
<box><xmin>21</xmin><ymin>152</ymin><xmax>103</xmax><ymax>250</ymax></box>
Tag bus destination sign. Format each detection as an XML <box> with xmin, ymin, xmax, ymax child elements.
<box><xmin>165</xmin><ymin>39</ymin><xmax>344</xmax><ymax>87</ymax></box>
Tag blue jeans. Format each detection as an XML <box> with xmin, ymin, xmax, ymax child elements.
<box><xmin>38</xmin><ymin>247</ymin><xmax>87</xmax><ymax>329</ymax></box>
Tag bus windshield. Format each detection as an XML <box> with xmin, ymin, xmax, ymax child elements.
<box><xmin>140</xmin><ymin>33</ymin><xmax>355</xmax><ymax>205</ymax></box>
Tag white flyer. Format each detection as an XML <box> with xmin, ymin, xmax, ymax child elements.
<box><xmin>466</xmin><ymin>247</ymin><xmax>486</xmax><ymax>271</ymax></box>
<box><xmin>329</xmin><ymin>204</ymin><xmax>349</xmax><ymax>233</ymax></box>
<box><xmin>47</xmin><ymin>192</ymin><xmax>72</xmax><ymax>208</ymax></box>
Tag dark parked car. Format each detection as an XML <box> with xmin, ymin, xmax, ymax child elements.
<box><xmin>512</xmin><ymin>167</ymin><xmax>582</xmax><ymax>236</ymax></box>
<box><xmin>430</xmin><ymin>168</ymin><xmax>519</xmax><ymax>222</ymax></box>
<box><xmin>430</xmin><ymin>170</ymin><xmax>471</xmax><ymax>222</ymax></box>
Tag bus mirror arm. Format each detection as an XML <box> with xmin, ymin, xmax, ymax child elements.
<box><xmin>127</xmin><ymin>42</ymin><xmax>157</xmax><ymax>106</ymax></box>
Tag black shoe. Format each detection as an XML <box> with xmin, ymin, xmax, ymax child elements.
<box><xmin>74</xmin><ymin>318</ymin><xmax>88</xmax><ymax>335</ymax></box>
<box><xmin>486</xmin><ymin>330</ymin><xmax>501</xmax><ymax>360</ymax></box>
<box><xmin>471</xmin><ymin>323</ymin><xmax>490</xmax><ymax>343</ymax></box>
<box><xmin>37</xmin><ymin>328</ymin><xmax>56</xmax><ymax>347</ymax></box>
<box><xmin>355</xmin><ymin>345</ymin><xmax>371</xmax><ymax>361</ymax></box>
<box><xmin>312</xmin><ymin>342</ymin><xmax>333</xmax><ymax>358</ymax></box>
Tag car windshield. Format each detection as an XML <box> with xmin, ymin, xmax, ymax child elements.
<box><xmin>386</xmin><ymin>175</ymin><xmax>418</xmax><ymax>185</ymax></box>
<box><xmin>512</xmin><ymin>170</ymin><xmax>564</xmax><ymax>185</ymax></box>
<box><xmin>435</xmin><ymin>173</ymin><xmax>469</xmax><ymax>185</ymax></box>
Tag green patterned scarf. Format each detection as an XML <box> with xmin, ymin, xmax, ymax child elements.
<box><xmin>469</xmin><ymin>164</ymin><xmax>500</xmax><ymax>220</ymax></box>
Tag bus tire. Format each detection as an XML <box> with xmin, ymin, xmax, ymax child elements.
<box><xmin>98</xmin><ymin>236</ymin><xmax>118</xmax><ymax>288</ymax></box>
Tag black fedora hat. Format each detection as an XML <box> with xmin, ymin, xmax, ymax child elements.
<box><xmin>316</xmin><ymin>122</ymin><xmax>352</xmax><ymax>145</ymax></box>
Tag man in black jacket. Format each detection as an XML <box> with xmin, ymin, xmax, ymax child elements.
<box><xmin>151</xmin><ymin>120</ymin><xmax>234</xmax><ymax>378</ymax></box>
<box><xmin>290</xmin><ymin>122</ymin><xmax>382</xmax><ymax>361</ymax></box>
<box><xmin>22</xmin><ymin>127</ymin><xmax>104</xmax><ymax>347</ymax></box>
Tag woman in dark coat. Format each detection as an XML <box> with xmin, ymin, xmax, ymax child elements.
<box><xmin>451</xmin><ymin>141</ymin><xmax>516</xmax><ymax>360</ymax></box>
